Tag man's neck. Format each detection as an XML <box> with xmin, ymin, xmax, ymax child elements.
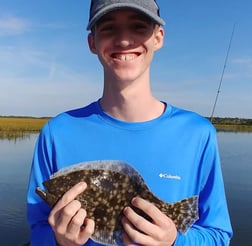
<box><xmin>99</xmin><ymin>84</ymin><xmax>165</xmax><ymax>122</ymax></box>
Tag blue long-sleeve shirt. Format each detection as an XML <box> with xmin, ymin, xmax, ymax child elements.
<box><xmin>27</xmin><ymin>101</ymin><xmax>233</xmax><ymax>245</ymax></box>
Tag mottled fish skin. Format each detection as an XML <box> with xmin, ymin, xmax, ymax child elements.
<box><xmin>36</xmin><ymin>160</ymin><xmax>199</xmax><ymax>246</ymax></box>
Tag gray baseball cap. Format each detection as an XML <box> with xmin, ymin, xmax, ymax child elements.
<box><xmin>87</xmin><ymin>0</ymin><xmax>165</xmax><ymax>30</ymax></box>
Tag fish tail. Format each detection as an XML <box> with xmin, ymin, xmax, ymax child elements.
<box><xmin>167</xmin><ymin>196</ymin><xmax>199</xmax><ymax>233</ymax></box>
<box><xmin>36</xmin><ymin>187</ymin><xmax>58</xmax><ymax>207</ymax></box>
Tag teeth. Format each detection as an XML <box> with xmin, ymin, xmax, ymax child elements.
<box><xmin>114</xmin><ymin>54</ymin><xmax>136</xmax><ymax>61</ymax></box>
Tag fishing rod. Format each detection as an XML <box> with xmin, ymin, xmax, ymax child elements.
<box><xmin>210</xmin><ymin>23</ymin><xmax>236</xmax><ymax>122</ymax></box>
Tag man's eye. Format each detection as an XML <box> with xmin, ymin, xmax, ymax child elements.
<box><xmin>99</xmin><ymin>25</ymin><xmax>115</xmax><ymax>32</ymax></box>
<box><xmin>132</xmin><ymin>24</ymin><xmax>149</xmax><ymax>32</ymax></box>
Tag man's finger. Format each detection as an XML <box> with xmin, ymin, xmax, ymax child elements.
<box><xmin>48</xmin><ymin>182</ymin><xmax>87</xmax><ymax>227</ymax></box>
<box><xmin>78</xmin><ymin>218</ymin><xmax>95</xmax><ymax>242</ymax></box>
<box><xmin>53</xmin><ymin>182</ymin><xmax>87</xmax><ymax>211</ymax></box>
<box><xmin>123</xmin><ymin>206</ymin><xmax>154</xmax><ymax>237</ymax></box>
<box><xmin>66</xmin><ymin>208</ymin><xmax>87</xmax><ymax>235</ymax></box>
<box><xmin>131</xmin><ymin>197</ymin><xmax>168</xmax><ymax>226</ymax></box>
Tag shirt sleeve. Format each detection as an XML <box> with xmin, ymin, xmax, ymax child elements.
<box><xmin>27</xmin><ymin>123</ymin><xmax>58</xmax><ymax>246</ymax></box>
<box><xmin>174</xmin><ymin>127</ymin><xmax>233</xmax><ymax>245</ymax></box>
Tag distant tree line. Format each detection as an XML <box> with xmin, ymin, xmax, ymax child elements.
<box><xmin>207</xmin><ymin>117</ymin><xmax>252</xmax><ymax>126</ymax></box>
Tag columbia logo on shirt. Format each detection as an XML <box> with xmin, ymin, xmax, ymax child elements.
<box><xmin>159</xmin><ymin>173</ymin><xmax>181</xmax><ymax>180</ymax></box>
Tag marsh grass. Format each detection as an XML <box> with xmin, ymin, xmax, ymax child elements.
<box><xmin>0</xmin><ymin>116</ymin><xmax>251</xmax><ymax>140</ymax></box>
<box><xmin>0</xmin><ymin>117</ymin><xmax>50</xmax><ymax>140</ymax></box>
<box><xmin>214</xmin><ymin>124</ymin><xmax>252</xmax><ymax>132</ymax></box>
<box><xmin>210</xmin><ymin>117</ymin><xmax>252</xmax><ymax>132</ymax></box>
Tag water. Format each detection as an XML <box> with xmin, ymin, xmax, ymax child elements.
<box><xmin>0</xmin><ymin>134</ymin><xmax>37</xmax><ymax>246</ymax></box>
<box><xmin>217</xmin><ymin>132</ymin><xmax>252</xmax><ymax>245</ymax></box>
<box><xmin>0</xmin><ymin>132</ymin><xmax>251</xmax><ymax>245</ymax></box>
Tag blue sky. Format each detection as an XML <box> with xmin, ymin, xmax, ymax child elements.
<box><xmin>0</xmin><ymin>0</ymin><xmax>251</xmax><ymax>118</ymax></box>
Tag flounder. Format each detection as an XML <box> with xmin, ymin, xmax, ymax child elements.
<box><xmin>36</xmin><ymin>160</ymin><xmax>199</xmax><ymax>245</ymax></box>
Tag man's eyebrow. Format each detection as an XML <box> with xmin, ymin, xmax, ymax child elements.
<box><xmin>130</xmin><ymin>12</ymin><xmax>153</xmax><ymax>22</ymax></box>
<box><xmin>97</xmin><ymin>16</ymin><xmax>114</xmax><ymax>24</ymax></box>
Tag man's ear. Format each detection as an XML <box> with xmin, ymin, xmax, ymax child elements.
<box><xmin>154</xmin><ymin>26</ymin><xmax>164</xmax><ymax>51</ymax></box>
<box><xmin>88</xmin><ymin>33</ymin><xmax>97</xmax><ymax>54</ymax></box>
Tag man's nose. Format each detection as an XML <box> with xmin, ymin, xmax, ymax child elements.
<box><xmin>115</xmin><ymin>29</ymin><xmax>135</xmax><ymax>47</ymax></box>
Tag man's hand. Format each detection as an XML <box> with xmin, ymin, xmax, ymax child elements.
<box><xmin>48</xmin><ymin>182</ymin><xmax>95</xmax><ymax>246</ymax></box>
<box><xmin>122</xmin><ymin>197</ymin><xmax>177</xmax><ymax>246</ymax></box>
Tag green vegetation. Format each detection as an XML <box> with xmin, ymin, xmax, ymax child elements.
<box><xmin>0</xmin><ymin>116</ymin><xmax>251</xmax><ymax>140</ymax></box>
<box><xmin>209</xmin><ymin>117</ymin><xmax>252</xmax><ymax>132</ymax></box>
<box><xmin>0</xmin><ymin>116</ymin><xmax>50</xmax><ymax>140</ymax></box>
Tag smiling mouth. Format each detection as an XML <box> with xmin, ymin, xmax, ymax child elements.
<box><xmin>111</xmin><ymin>53</ymin><xmax>140</xmax><ymax>61</ymax></box>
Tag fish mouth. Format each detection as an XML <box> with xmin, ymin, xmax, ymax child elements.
<box><xmin>111</xmin><ymin>52</ymin><xmax>141</xmax><ymax>61</ymax></box>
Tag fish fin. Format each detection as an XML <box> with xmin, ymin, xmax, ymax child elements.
<box><xmin>35</xmin><ymin>187</ymin><xmax>58</xmax><ymax>207</ymax></box>
<box><xmin>91</xmin><ymin>229</ymin><xmax>120</xmax><ymax>246</ymax></box>
<box><xmin>169</xmin><ymin>196</ymin><xmax>199</xmax><ymax>233</ymax></box>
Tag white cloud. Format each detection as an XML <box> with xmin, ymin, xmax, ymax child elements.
<box><xmin>230</xmin><ymin>57</ymin><xmax>252</xmax><ymax>77</ymax></box>
<box><xmin>0</xmin><ymin>12</ymin><xmax>80</xmax><ymax>37</ymax></box>
<box><xmin>0</xmin><ymin>44</ymin><xmax>102</xmax><ymax>116</ymax></box>
<box><xmin>0</xmin><ymin>45</ymin><xmax>52</xmax><ymax>80</ymax></box>
<box><xmin>232</xmin><ymin>58</ymin><xmax>252</xmax><ymax>65</ymax></box>
<box><xmin>0</xmin><ymin>73</ymin><xmax>102</xmax><ymax>117</ymax></box>
<box><xmin>0</xmin><ymin>14</ymin><xmax>31</xmax><ymax>36</ymax></box>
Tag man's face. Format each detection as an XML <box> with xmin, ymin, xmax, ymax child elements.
<box><xmin>88</xmin><ymin>9</ymin><xmax>164</xmax><ymax>83</ymax></box>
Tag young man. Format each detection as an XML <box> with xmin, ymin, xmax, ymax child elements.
<box><xmin>27</xmin><ymin>0</ymin><xmax>233</xmax><ymax>245</ymax></box>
